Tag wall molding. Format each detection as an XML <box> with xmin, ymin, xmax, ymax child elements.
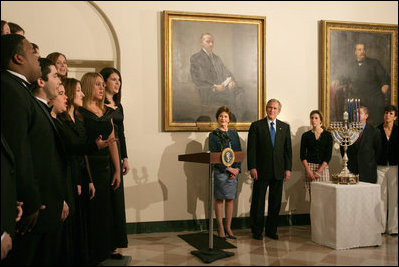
<box><xmin>88</xmin><ymin>1</ymin><xmax>121</xmax><ymax>70</ymax></box>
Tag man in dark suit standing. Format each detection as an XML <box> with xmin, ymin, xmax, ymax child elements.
<box><xmin>1</xmin><ymin>34</ymin><xmax>67</xmax><ymax>265</ymax></box>
<box><xmin>342</xmin><ymin>106</ymin><xmax>381</xmax><ymax>183</ymax></box>
<box><xmin>247</xmin><ymin>99</ymin><xmax>292</xmax><ymax>240</ymax></box>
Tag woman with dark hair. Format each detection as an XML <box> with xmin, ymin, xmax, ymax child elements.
<box><xmin>1</xmin><ymin>20</ymin><xmax>10</xmax><ymax>35</ymax></box>
<box><xmin>8</xmin><ymin>22</ymin><xmax>24</xmax><ymax>35</ymax></box>
<box><xmin>46</xmin><ymin>52</ymin><xmax>68</xmax><ymax>78</ymax></box>
<box><xmin>209</xmin><ymin>105</ymin><xmax>242</xmax><ymax>239</ymax></box>
<box><xmin>377</xmin><ymin>105</ymin><xmax>398</xmax><ymax>235</ymax></box>
<box><xmin>100</xmin><ymin>67</ymin><xmax>129</xmax><ymax>258</ymax></box>
<box><xmin>300</xmin><ymin>110</ymin><xmax>333</xmax><ymax>201</ymax></box>
<box><xmin>51</xmin><ymin>79</ymin><xmax>114</xmax><ymax>265</ymax></box>
<box><xmin>57</xmin><ymin>78</ymin><xmax>99</xmax><ymax>264</ymax></box>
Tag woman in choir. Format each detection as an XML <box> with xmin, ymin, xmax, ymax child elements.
<box><xmin>209</xmin><ymin>106</ymin><xmax>242</xmax><ymax>239</ymax></box>
<box><xmin>1</xmin><ymin>20</ymin><xmax>10</xmax><ymax>35</ymax></box>
<box><xmin>300</xmin><ymin>110</ymin><xmax>333</xmax><ymax>201</ymax></box>
<box><xmin>100</xmin><ymin>67</ymin><xmax>129</xmax><ymax>259</ymax></box>
<box><xmin>47</xmin><ymin>52</ymin><xmax>68</xmax><ymax>78</ymax></box>
<box><xmin>79</xmin><ymin>72</ymin><xmax>120</xmax><ymax>265</ymax></box>
<box><xmin>50</xmin><ymin>79</ymin><xmax>113</xmax><ymax>265</ymax></box>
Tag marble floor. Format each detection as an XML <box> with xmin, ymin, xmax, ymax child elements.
<box><xmin>116</xmin><ymin>225</ymin><xmax>398</xmax><ymax>266</ymax></box>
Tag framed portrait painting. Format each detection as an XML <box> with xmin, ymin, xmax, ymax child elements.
<box><xmin>162</xmin><ymin>11</ymin><xmax>266</xmax><ymax>131</ymax></box>
<box><xmin>320</xmin><ymin>20</ymin><xmax>398</xmax><ymax>127</ymax></box>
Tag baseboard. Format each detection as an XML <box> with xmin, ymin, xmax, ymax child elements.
<box><xmin>126</xmin><ymin>213</ymin><xmax>310</xmax><ymax>234</ymax></box>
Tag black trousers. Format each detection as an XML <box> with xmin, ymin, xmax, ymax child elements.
<box><xmin>250</xmin><ymin>177</ymin><xmax>283</xmax><ymax>235</ymax></box>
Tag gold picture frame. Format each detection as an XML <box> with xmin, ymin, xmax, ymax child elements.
<box><xmin>320</xmin><ymin>20</ymin><xmax>398</xmax><ymax>127</ymax></box>
<box><xmin>162</xmin><ymin>11</ymin><xmax>266</xmax><ymax>131</ymax></box>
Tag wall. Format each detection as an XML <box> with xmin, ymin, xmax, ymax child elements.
<box><xmin>1</xmin><ymin>1</ymin><xmax>398</xmax><ymax>224</ymax></box>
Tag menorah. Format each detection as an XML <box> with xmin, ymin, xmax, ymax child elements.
<box><xmin>329</xmin><ymin>99</ymin><xmax>362</xmax><ymax>184</ymax></box>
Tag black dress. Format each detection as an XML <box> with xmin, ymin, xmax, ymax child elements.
<box><xmin>108</xmin><ymin>104</ymin><xmax>128</xmax><ymax>249</ymax></box>
<box><xmin>57</xmin><ymin>113</ymin><xmax>98</xmax><ymax>265</ymax></box>
<box><xmin>79</xmin><ymin>106</ymin><xmax>115</xmax><ymax>264</ymax></box>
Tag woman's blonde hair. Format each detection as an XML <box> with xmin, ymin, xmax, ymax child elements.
<box><xmin>81</xmin><ymin>72</ymin><xmax>105</xmax><ymax>112</ymax></box>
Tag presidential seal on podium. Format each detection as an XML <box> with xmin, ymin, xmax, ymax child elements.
<box><xmin>221</xmin><ymin>147</ymin><xmax>235</xmax><ymax>167</ymax></box>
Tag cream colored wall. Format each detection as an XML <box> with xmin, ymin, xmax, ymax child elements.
<box><xmin>1</xmin><ymin>1</ymin><xmax>115</xmax><ymax>61</ymax></box>
<box><xmin>1</xmin><ymin>1</ymin><xmax>397</xmax><ymax>223</ymax></box>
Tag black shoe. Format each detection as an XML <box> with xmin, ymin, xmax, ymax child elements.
<box><xmin>217</xmin><ymin>230</ymin><xmax>227</xmax><ymax>240</ymax></box>
<box><xmin>265</xmin><ymin>232</ymin><xmax>279</xmax><ymax>240</ymax></box>
<box><xmin>226</xmin><ymin>233</ymin><xmax>237</xmax><ymax>240</ymax></box>
<box><xmin>110</xmin><ymin>253</ymin><xmax>123</xmax><ymax>259</ymax></box>
<box><xmin>252</xmin><ymin>233</ymin><xmax>263</xmax><ymax>240</ymax></box>
<box><xmin>390</xmin><ymin>233</ymin><xmax>398</xmax><ymax>237</ymax></box>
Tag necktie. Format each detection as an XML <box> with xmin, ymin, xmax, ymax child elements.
<box><xmin>208</xmin><ymin>52</ymin><xmax>223</xmax><ymax>84</ymax></box>
<box><xmin>270</xmin><ymin>121</ymin><xmax>276</xmax><ymax>146</ymax></box>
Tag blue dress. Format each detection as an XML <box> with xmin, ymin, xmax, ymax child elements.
<box><xmin>209</xmin><ymin>128</ymin><xmax>242</xmax><ymax>199</ymax></box>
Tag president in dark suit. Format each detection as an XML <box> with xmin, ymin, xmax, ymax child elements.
<box><xmin>341</xmin><ymin>106</ymin><xmax>382</xmax><ymax>183</ymax></box>
<box><xmin>247</xmin><ymin>99</ymin><xmax>292</xmax><ymax>240</ymax></box>
<box><xmin>1</xmin><ymin>34</ymin><xmax>67</xmax><ymax>265</ymax></box>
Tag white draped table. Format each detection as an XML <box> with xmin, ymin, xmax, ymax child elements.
<box><xmin>311</xmin><ymin>181</ymin><xmax>382</xmax><ymax>249</ymax></box>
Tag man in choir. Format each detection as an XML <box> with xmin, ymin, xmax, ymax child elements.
<box><xmin>31</xmin><ymin>58</ymin><xmax>72</xmax><ymax>223</ymax></box>
<box><xmin>1</xmin><ymin>34</ymin><xmax>67</xmax><ymax>265</ymax></box>
<box><xmin>1</xmin><ymin>133</ymin><xmax>17</xmax><ymax>261</ymax></box>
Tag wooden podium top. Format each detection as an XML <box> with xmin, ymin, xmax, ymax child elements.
<box><xmin>178</xmin><ymin>151</ymin><xmax>244</xmax><ymax>164</ymax></box>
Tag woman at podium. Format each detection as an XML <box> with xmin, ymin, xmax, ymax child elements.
<box><xmin>209</xmin><ymin>106</ymin><xmax>242</xmax><ymax>239</ymax></box>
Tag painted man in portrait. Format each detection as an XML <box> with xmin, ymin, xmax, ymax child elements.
<box><xmin>190</xmin><ymin>33</ymin><xmax>245</xmax><ymax>121</ymax></box>
<box><xmin>332</xmin><ymin>42</ymin><xmax>390</xmax><ymax>126</ymax></box>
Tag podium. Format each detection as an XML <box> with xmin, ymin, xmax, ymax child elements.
<box><xmin>178</xmin><ymin>151</ymin><xmax>244</xmax><ymax>263</ymax></box>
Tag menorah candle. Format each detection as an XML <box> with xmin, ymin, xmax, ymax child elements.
<box><xmin>349</xmin><ymin>99</ymin><xmax>351</xmax><ymax>122</ymax></box>
<box><xmin>354</xmin><ymin>99</ymin><xmax>357</xmax><ymax>122</ymax></box>
<box><xmin>350</xmin><ymin>99</ymin><xmax>353</xmax><ymax>122</ymax></box>
<box><xmin>347</xmin><ymin>99</ymin><xmax>350</xmax><ymax>120</ymax></box>
<box><xmin>343</xmin><ymin>111</ymin><xmax>348</xmax><ymax>121</ymax></box>
<box><xmin>353</xmin><ymin>99</ymin><xmax>356</xmax><ymax>122</ymax></box>
<box><xmin>357</xmin><ymin>99</ymin><xmax>361</xmax><ymax>122</ymax></box>
<box><xmin>355</xmin><ymin>99</ymin><xmax>359</xmax><ymax>122</ymax></box>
